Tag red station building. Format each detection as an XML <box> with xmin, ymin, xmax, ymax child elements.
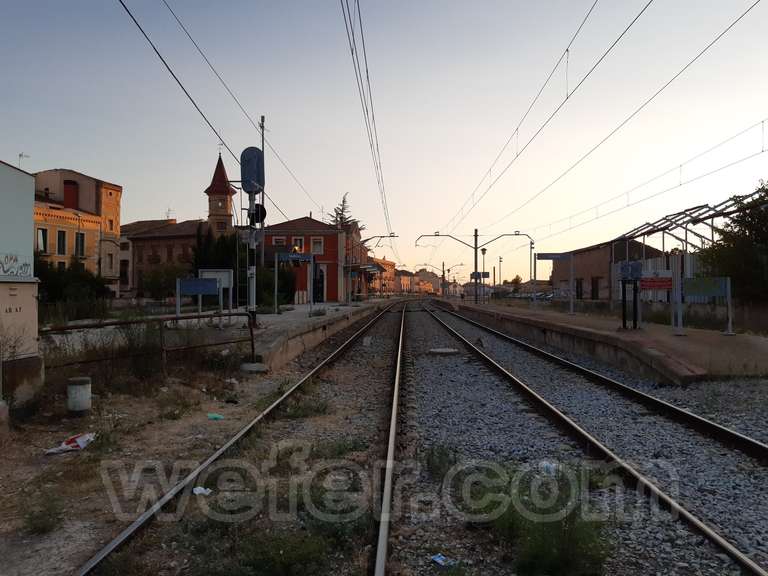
<box><xmin>264</xmin><ymin>216</ymin><xmax>375</xmax><ymax>303</ymax></box>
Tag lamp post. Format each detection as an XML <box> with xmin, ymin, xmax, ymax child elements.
<box><xmin>499</xmin><ymin>256</ymin><xmax>503</xmax><ymax>286</ymax></box>
<box><xmin>416</xmin><ymin>230</ymin><xmax>535</xmax><ymax>305</ymax></box>
<box><xmin>481</xmin><ymin>248</ymin><xmax>487</xmax><ymax>303</ymax></box>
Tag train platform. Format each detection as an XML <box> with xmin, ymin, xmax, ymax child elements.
<box><xmin>450</xmin><ymin>301</ymin><xmax>768</xmax><ymax>384</ymax></box>
<box><xmin>250</xmin><ymin>299</ymin><xmax>393</xmax><ymax>369</ymax></box>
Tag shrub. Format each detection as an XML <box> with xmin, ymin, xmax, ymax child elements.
<box><xmin>425</xmin><ymin>444</ymin><xmax>457</xmax><ymax>481</ymax></box>
<box><xmin>23</xmin><ymin>491</ymin><xmax>63</xmax><ymax>534</ymax></box>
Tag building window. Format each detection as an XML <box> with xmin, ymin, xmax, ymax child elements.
<box><xmin>57</xmin><ymin>230</ymin><xmax>67</xmax><ymax>256</ymax></box>
<box><xmin>136</xmin><ymin>246</ymin><xmax>144</xmax><ymax>263</ymax></box>
<box><xmin>108</xmin><ymin>219</ymin><xmax>114</xmax><ymax>232</ymax></box>
<box><xmin>57</xmin><ymin>261</ymin><xmax>66</xmax><ymax>271</ymax></box>
<box><xmin>591</xmin><ymin>277</ymin><xmax>601</xmax><ymax>300</ymax></box>
<box><xmin>575</xmin><ymin>278</ymin><xmax>584</xmax><ymax>300</ymax></box>
<box><xmin>37</xmin><ymin>228</ymin><xmax>49</xmax><ymax>253</ymax></box>
<box><xmin>311</xmin><ymin>237</ymin><xmax>324</xmax><ymax>255</ymax></box>
<box><xmin>107</xmin><ymin>253</ymin><xmax>114</xmax><ymax>271</ymax></box>
<box><xmin>75</xmin><ymin>232</ymin><xmax>86</xmax><ymax>257</ymax></box>
<box><xmin>292</xmin><ymin>237</ymin><xmax>304</xmax><ymax>252</ymax></box>
<box><xmin>273</xmin><ymin>236</ymin><xmax>286</xmax><ymax>246</ymax></box>
<box><xmin>167</xmin><ymin>245</ymin><xmax>174</xmax><ymax>262</ymax></box>
<box><xmin>216</xmin><ymin>221</ymin><xmax>227</xmax><ymax>232</ymax></box>
<box><xmin>120</xmin><ymin>242</ymin><xmax>129</xmax><ymax>251</ymax></box>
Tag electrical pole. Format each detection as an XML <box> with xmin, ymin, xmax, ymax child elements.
<box><xmin>259</xmin><ymin>115</ymin><xmax>266</xmax><ymax>268</ymax></box>
<box><xmin>499</xmin><ymin>256</ymin><xmax>503</xmax><ymax>286</ymax></box>
<box><xmin>474</xmin><ymin>228</ymin><xmax>479</xmax><ymax>304</ymax></box>
<box><xmin>481</xmin><ymin>247</ymin><xmax>487</xmax><ymax>304</ymax></box>
<box><xmin>442</xmin><ymin>261</ymin><xmax>445</xmax><ymax>297</ymax></box>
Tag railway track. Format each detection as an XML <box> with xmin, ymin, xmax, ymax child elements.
<box><xmin>74</xmin><ymin>298</ymin><xmax>765</xmax><ymax>575</ymax></box>
<box><xmin>80</xmin><ymin>302</ymin><xmax>407</xmax><ymax>575</ymax></box>
<box><xmin>426</xmin><ymin>303</ymin><xmax>768</xmax><ymax>575</ymax></box>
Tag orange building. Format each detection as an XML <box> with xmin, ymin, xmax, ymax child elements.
<box><xmin>34</xmin><ymin>168</ymin><xmax>122</xmax><ymax>295</ymax></box>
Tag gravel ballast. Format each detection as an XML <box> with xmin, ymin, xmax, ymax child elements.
<box><xmin>389</xmin><ymin>305</ymin><xmax>740</xmax><ymax>575</ymax></box>
<box><xmin>435</xmin><ymin>307</ymin><xmax>765</xmax><ymax>573</ymax></box>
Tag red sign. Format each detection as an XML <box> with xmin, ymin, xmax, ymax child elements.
<box><xmin>640</xmin><ymin>277</ymin><xmax>672</xmax><ymax>290</ymax></box>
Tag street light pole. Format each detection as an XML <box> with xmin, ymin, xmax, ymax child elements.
<box><xmin>499</xmin><ymin>256</ymin><xmax>503</xmax><ymax>286</ymax></box>
<box><xmin>481</xmin><ymin>247</ymin><xmax>487</xmax><ymax>303</ymax></box>
<box><xmin>415</xmin><ymin>229</ymin><xmax>530</xmax><ymax>306</ymax></box>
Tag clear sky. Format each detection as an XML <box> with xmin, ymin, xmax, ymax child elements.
<box><xmin>2</xmin><ymin>0</ymin><xmax>767</xmax><ymax>282</ymax></box>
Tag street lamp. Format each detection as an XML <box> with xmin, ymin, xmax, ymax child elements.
<box><xmin>416</xmin><ymin>229</ymin><xmax>536</xmax><ymax>305</ymax></box>
<box><xmin>499</xmin><ymin>257</ymin><xmax>503</xmax><ymax>285</ymax></box>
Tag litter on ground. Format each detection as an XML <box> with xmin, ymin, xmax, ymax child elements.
<box><xmin>431</xmin><ymin>553</ymin><xmax>458</xmax><ymax>568</ymax></box>
<box><xmin>45</xmin><ymin>432</ymin><xmax>96</xmax><ymax>455</ymax></box>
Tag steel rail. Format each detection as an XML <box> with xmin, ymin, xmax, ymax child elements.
<box><xmin>77</xmin><ymin>303</ymin><xmax>398</xmax><ymax>576</ymax></box>
<box><xmin>426</xmin><ymin>307</ymin><xmax>768</xmax><ymax>576</ymax></box>
<box><xmin>440</xmin><ymin>307</ymin><xmax>768</xmax><ymax>463</ymax></box>
<box><xmin>373</xmin><ymin>303</ymin><xmax>407</xmax><ymax>575</ymax></box>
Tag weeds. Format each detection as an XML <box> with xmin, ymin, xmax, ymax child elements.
<box><xmin>157</xmin><ymin>388</ymin><xmax>198</xmax><ymax>420</ymax></box>
<box><xmin>280</xmin><ymin>396</ymin><xmax>329</xmax><ymax>419</ymax></box>
<box><xmin>312</xmin><ymin>438</ymin><xmax>366</xmax><ymax>460</ymax></box>
<box><xmin>23</xmin><ymin>491</ymin><xmax>63</xmax><ymax>534</ymax></box>
<box><xmin>486</xmin><ymin>465</ymin><xmax>608</xmax><ymax>576</ymax></box>
<box><xmin>425</xmin><ymin>444</ymin><xmax>457</xmax><ymax>481</ymax></box>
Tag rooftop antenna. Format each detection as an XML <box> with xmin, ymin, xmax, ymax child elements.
<box><xmin>18</xmin><ymin>152</ymin><xmax>29</xmax><ymax>168</ymax></box>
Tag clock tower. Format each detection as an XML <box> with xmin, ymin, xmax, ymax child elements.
<box><xmin>204</xmin><ymin>154</ymin><xmax>236</xmax><ymax>238</ymax></box>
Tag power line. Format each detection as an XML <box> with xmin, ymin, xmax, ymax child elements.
<box><xmin>442</xmin><ymin>0</ymin><xmax>600</xmax><ymax>235</ymax></box>
<box><xmin>442</xmin><ymin>0</ymin><xmax>652</xmax><ymax>237</ymax></box>
<box><xmin>339</xmin><ymin>0</ymin><xmax>401</xmax><ymax>263</ymax></box>
<box><xmin>116</xmin><ymin>0</ymin><xmax>289</xmax><ymax>221</ymax></box>
<box><xmin>487</xmin><ymin>0</ymin><xmax>763</xmax><ymax>229</ymax></box>
<box><xmin>501</xmin><ymin>130</ymin><xmax>768</xmax><ymax>256</ymax></box>
<box><xmin>160</xmin><ymin>0</ymin><xmax>320</xmax><ymax>211</ymax></box>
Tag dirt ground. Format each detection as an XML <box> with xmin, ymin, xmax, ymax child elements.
<box><xmin>0</xmin><ymin>345</ymin><xmax>303</xmax><ymax>576</ymax></box>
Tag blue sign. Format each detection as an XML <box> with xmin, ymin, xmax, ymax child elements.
<box><xmin>684</xmin><ymin>277</ymin><xmax>728</xmax><ymax>298</ymax></box>
<box><xmin>620</xmin><ymin>261</ymin><xmax>643</xmax><ymax>281</ymax></box>
<box><xmin>179</xmin><ymin>278</ymin><xmax>219</xmax><ymax>296</ymax></box>
<box><xmin>278</xmin><ymin>253</ymin><xmax>312</xmax><ymax>263</ymax></box>
<box><xmin>240</xmin><ymin>147</ymin><xmax>265</xmax><ymax>192</ymax></box>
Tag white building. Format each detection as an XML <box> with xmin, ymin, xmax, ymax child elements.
<box><xmin>0</xmin><ymin>160</ymin><xmax>43</xmax><ymax>414</ymax></box>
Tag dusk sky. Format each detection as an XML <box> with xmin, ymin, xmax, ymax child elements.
<box><xmin>3</xmin><ymin>0</ymin><xmax>767</xmax><ymax>281</ymax></box>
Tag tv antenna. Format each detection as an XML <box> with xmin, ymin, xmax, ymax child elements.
<box><xmin>18</xmin><ymin>152</ymin><xmax>29</xmax><ymax>168</ymax></box>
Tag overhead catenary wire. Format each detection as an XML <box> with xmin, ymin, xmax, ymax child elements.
<box><xmin>339</xmin><ymin>0</ymin><xmax>401</xmax><ymax>263</ymax></box>
<box><xmin>159</xmin><ymin>0</ymin><xmax>320</xmax><ymax>211</ymax></box>
<box><xmin>500</xmin><ymin>127</ymin><xmax>768</xmax><ymax>256</ymax></box>
<box><xmin>116</xmin><ymin>0</ymin><xmax>289</xmax><ymax>221</ymax></box>
<box><xmin>487</xmin><ymin>0</ymin><xmax>764</xmax><ymax>230</ymax></box>
<box><xmin>441</xmin><ymin>0</ymin><xmax>600</xmax><ymax>235</ymax></box>
<box><xmin>441</xmin><ymin>0</ymin><xmax>651</xmax><ymax>237</ymax></box>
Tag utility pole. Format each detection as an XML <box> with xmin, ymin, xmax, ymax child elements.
<box><xmin>499</xmin><ymin>256</ymin><xmax>503</xmax><ymax>286</ymax></box>
<box><xmin>415</xmin><ymin>228</ymin><xmax>529</xmax><ymax>307</ymax></box>
<box><xmin>441</xmin><ymin>261</ymin><xmax>446</xmax><ymax>297</ymax></box>
<box><xmin>259</xmin><ymin>115</ymin><xmax>266</xmax><ymax>268</ymax></box>
<box><xmin>481</xmin><ymin>247</ymin><xmax>487</xmax><ymax>303</ymax></box>
<box><xmin>474</xmin><ymin>228</ymin><xmax>479</xmax><ymax>304</ymax></box>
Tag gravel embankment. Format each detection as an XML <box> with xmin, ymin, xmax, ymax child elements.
<box><xmin>446</xmin><ymin>308</ymin><xmax>768</xmax><ymax>445</ymax></box>
<box><xmin>436</xmin><ymin>307</ymin><xmax>765</xmax><ymax>573</ymax></box>
<box><xmin>391</xmin><ymin>306</ymin><xmax>740</xmax><ymax>575</ymax></box>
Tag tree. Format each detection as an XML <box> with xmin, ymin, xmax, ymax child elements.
<box><xmin>700</xmin><ymin>183</ymin><xmax>768</xmax><ymax>303</ymax></box>
<box><xmin>329</xmin><ymin>193</ymin><xmax>365</xmax><ymax>230</ymax></box>
<box><xmin>35</xmin><ymin>253</ymin><xmax>110</xmax><ymax>303</ymax></box>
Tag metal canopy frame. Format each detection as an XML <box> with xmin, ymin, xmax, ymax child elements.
<box><xmin>614</xmin><ymin>188</ymin><xmax>767</xmax><ymax>250</ymax></box>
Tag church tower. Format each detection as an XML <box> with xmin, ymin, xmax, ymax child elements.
<box><xmin>205</xmin><ymin>154</ymin><xmax>236</xmax><ymax>238</ymax></box>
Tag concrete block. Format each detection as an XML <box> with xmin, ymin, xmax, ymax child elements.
<box><xmin>240</xmin><ymin>362</ymin><xmax>268</xmax><ymax>374</ymax></box>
